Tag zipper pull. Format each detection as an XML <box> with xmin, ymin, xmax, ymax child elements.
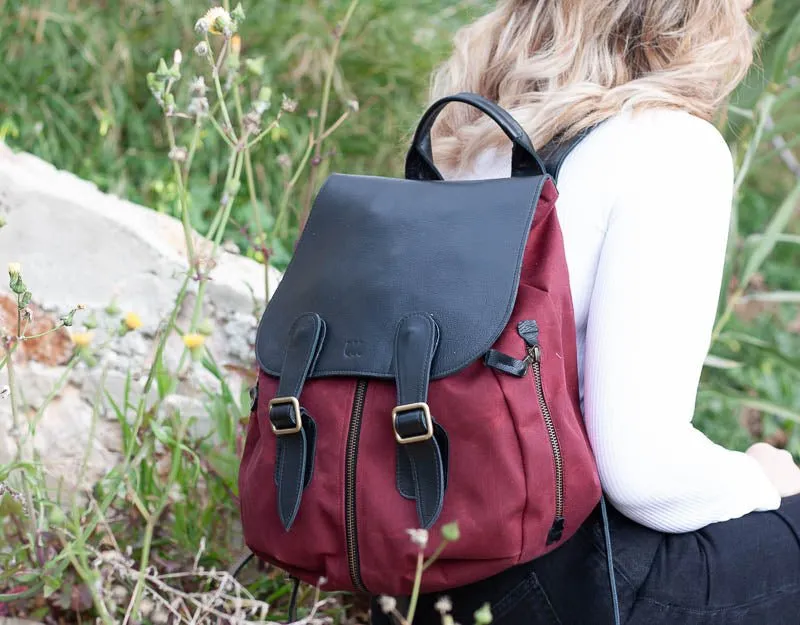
<box><xmin>518</xmin><ymin>320</ymin><xmax>541</xmax><ymax>366</ymax></box>
<box><xmin>526</xmin><ymin>344</ymin><xmax>541</xmax><ymax>365</ymax></box>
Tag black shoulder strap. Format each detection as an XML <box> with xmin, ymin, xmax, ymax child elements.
<box><xmin>539</xmin><ymin>124</ymin><xmax>598</xmax><ymax>183</ymax></box>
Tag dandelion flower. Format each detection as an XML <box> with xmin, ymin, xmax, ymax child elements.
<box><xmin>7</xmin><ymin>262</ymin><xmax>21</xmax><ymax>279</ymax></box>
<box><xmin>71</xmin><ymin>332</ymin><xmax>94</xmax><ymax>348</ymax></box>
<box><xmin>124</xmin><ymin>312</ymin><xmax>143</xmax><ymax>331</ymax></box>
<box><xmin>182</xmin><ymin>333</ymin><xmax>206</xmax><ymax>349</ymax></box>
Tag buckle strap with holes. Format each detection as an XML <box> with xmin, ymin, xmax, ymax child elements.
<box><xmin>270</xmin><ymin>313</ymin><xmax>326</xmax><ymax>530</ymax></box>
<box><xmin>392</xmin><ymin>313</ymin><xmax>446</xmax><ymax>529</ymax></box>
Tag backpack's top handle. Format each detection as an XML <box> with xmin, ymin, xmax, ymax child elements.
<box><xmin>405</xmin><ymin>92</ymin><xmax>547</xmax><ymax>181</ymax></box>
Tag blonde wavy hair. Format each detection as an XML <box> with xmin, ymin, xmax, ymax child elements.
<box><xmin>430</xmin><ymin>0</ymin><xmax>753</xmax><ymax>173</ymax></box>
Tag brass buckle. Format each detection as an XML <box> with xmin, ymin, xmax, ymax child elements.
<box><xmin>392</xmin><ymin>402</ymin><xmax>434</xmax><ymax>444</ymax></box>
<box><xmin>268</xmin><ymin>396</ymin><xmax>302</xmax><ymax>436</ymax></box>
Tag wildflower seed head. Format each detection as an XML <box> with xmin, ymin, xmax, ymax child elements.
<box><xmin>434</xmin><ymin>597</ymin><xmax>453</xmax><ymax>615</ymax></box>
<box><xmin>194</xmin><ymin>41</ymin><xmax>210</xmax><ymax>57</ymax></box>
<box><xmin>169</xmin><ymin>146</ymin><xmax>188</xmax><ymax>163</ymax></box>
<box><xmin>377</xmin><ymin>596</ymin><xmax>397</xmax><ymax>614</ymax></box>
<box><xmin>124</xmin><ymin>312</ymin><xmax>143</xmax><ymax>331</ymax></box>
<box><xmin>243</xmin><ymin>110</ymin><xmax>261</xmax><ymax>135</ymax></box>
<box><xmin>190</xmin><ymin>76</ymin><xmax>208</xmax><ymax>97</ymax></box>
<box><xmin>281</xmin><ymin>94</ymin><xmax>298</xmax><ymax>113</ymax></box>
<box><xmin>188</xmin><ymin>97</ymin><xmax>210</xmax><ymax>119</ymax></box>
<box><xmin>7</xmin><ymin>262</ymin><xmax>21</xmax><ymax>280</ymax></box>
<box><xmin>406</xmin><ymin>528</ymin><xmax>429</xmax><ymax>550</ymax></box>
<box><xmin>194</xmin><ymin>17</ymin><xmax>210</xmax><ymax>34</ymax></box>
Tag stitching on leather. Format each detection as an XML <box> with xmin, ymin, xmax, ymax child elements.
<box><xmin>276</xmin><ymin>439</ymin><xmax>286</xmax><ymax>520</ymax></box>
<box><xmin>396</xmin><ymin>450</ymin><xmax>415</xmax><ymax>499</ymax></box>
<box><xmin>286</xmin><ymin>432</ymin><xmax>305</xmax><ymax>526</ymax></box>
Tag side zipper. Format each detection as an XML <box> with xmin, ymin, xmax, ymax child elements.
<box><xmin>518</xmin><ymin>321</ymin><xmax>565</xmax><ymax>545</ymax></box>
<box><xmin>345</xmin><ymin>379</ymin><xmax>369</xmax><ymax>592</ymax></box>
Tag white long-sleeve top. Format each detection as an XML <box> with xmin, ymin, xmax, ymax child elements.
<box><xmin>460</xmin><ymin>108</ymin><xmax>782</xmax><ymax>533</ymax></box>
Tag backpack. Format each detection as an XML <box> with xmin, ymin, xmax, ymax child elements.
<box><xmin>238</xmin><ymin>93</ymin><xmax>602</xmax><ymax>597</ymax></box>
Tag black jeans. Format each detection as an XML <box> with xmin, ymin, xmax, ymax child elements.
<box><xmin>371</xmin><ymin>496</ymin><xmax>800</xmax><ymax>625</ymax></box>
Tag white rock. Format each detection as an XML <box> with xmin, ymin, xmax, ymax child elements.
<box><xmin>0</xmin><ymin>145</ymin><xmax>280</xmax><ymax>496</ymax></box>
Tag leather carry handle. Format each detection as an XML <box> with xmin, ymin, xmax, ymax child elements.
<box><xmin>405</xmin><ymin>92</ymin><xmax>546</xmax><ymax>181</ymax></box>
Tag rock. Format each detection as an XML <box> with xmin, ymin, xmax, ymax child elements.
<box><xmin>0</xmin><ymin>144</ymin><xmax>280</xmax><ymax>497</ymax></box>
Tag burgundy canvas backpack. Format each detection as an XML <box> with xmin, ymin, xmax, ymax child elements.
<box><xmin>238</xmin><ymin>93</ymin><xmax>603</xmax><ymax>597</ymax></box>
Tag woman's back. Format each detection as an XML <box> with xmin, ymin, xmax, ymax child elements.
<box><xmin>457</xmin><ymin>108</ymin><xmax>780</xmax><ymax>531</ymax></box>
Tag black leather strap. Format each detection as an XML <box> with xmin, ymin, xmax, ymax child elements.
<box><xmin>539</xmin><ymin>125</ymin><xmax>598</xmax><ymax>183</ymax></box>
<box><xmin>405</xmin><ymin>92</ymin><xmax>546</xmax><ymax>181</ymax></box>
<box><xmin>484</xmin><ymin>349</ymin><xmax>528</xmax><ymax>377</ymax></box>
<box><xmin>392</xmin><ymin>313</ymin><xmax>446</xmax><ymax>529</ymax></box>
<box><xmin>270</xmin><ymin>313</ymin><xmax>326</xmax><ymax>530</ymax></box>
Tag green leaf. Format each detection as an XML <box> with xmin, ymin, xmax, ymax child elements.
<box><xmin>719</xmin><ymin>332</ymin><xmax>800</xmax><ymax>378</ymax></box>
<box><xmin>740</xmin><ymin>179</ymin><xmax>800</xmax><ymax>291</ymax></box>
<box><xmin>704</xmin><ymin>354</ymin><xmax>743</xmax><ymax>370</ymax></box>
<box><xmin>700</xmin><ymin>390</ymin><xmax>800</xmax><ymax>424</ymax></box>
<box><xmin>770</xmin><ymin>10</ymin><xmax>800</xmax><ymax>83</ymax></box>
<box><xmin>740</xmin><ymin>291</ymin><xmax>800</xmax><ymax>303</ymax></box>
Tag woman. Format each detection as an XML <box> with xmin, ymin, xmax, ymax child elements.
<box><xmin>374</xmin><ymin>1</ymin><xmax>800</xmax><ymax>623</ymax></box>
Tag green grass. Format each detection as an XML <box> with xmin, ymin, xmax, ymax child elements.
<box><xmin>0</xmin><ymin>0</ymin><xmax>799</xmax><ymax>623</ymax></box>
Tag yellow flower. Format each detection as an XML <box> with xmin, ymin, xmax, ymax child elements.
<box><xmin>182</xmin><ymin>333</ymin><xmax>206</xmax><ymax>349</ymax></box>
<box><xmin>7</xmin><ymin>262</ymin><xmax>21</xmax><ymax>279</ymax></box>
<box><xmin>124</xmin><ymin>312</ymin><xmax>143</xmax><ymax>331</ymax></box>
<box><xmin>71</xmin><ymin>332</ymin><xmax>94</xmax><ymax>348</ymax></box>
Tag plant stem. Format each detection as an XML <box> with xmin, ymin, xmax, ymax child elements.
<box><xmin>301</xmin><ymin>0</ymin><xmax>360</xmax><ymax>223</ymax></box>
<box><xmin>405</xmin><ymin>552</ymin><xmax>425</xmax><ymax>625</ymax></box>
<box><xmin>19</xmin><ymin>324</ymin><xmax>65</xmax><ymax>341</ymax></box>
<box><xmin>206</xmin><ymin>35</ymin><xmax>237</xmax><ymax>142</ymax></box>
<box><xmin>734</xmin><ymin>94</ymin><xmax>776</xmax><ymax>197</ymax></box>
<box><xmin>421</xmin><ymin>540</ymin><xmax>449</xmax><ymax>573</ymax></box>
<box><xmin>165</xmin><ymin>118</ymin><xmax>197</xmax><ymax>265</ymax></box>
<box><xmin>274</xmin><ymin>132</ymin><xmax>315</xmax><ymax>237</ymax></box>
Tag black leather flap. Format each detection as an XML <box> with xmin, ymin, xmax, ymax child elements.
<box><xmin>256</xmin><ymin>172</ymin><xmax>548</xmax><ymax>380</ymax></box>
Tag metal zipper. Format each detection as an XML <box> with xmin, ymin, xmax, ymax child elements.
<box><xmin>345</xmin><ymin>379</ymin><xmax>369</xmax><ymax>592</ymax></box>
<box><xmin>526</xmin><ymin>344</ymin><xmax>566</xmax><ymax>545</ymax></box>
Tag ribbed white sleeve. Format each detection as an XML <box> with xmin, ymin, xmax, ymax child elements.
<box><xmin>464</xmin><ymin>108</ymin><xmax>782</xmax><ymax>533</ymax></box>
